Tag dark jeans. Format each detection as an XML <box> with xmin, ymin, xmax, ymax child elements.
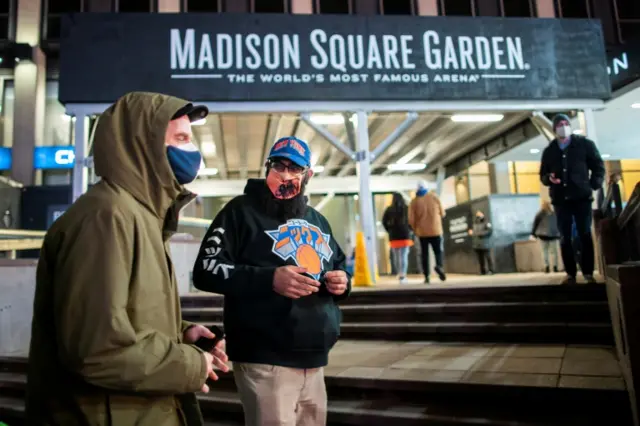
<box><xmin>555</xmin><ymin>200</ymin><xmax>594</xmax><ymax>277</ymax></box>
<box><xmin>475</xmin><ymin>249</ymin><xmax>494</xmax><ymax>274</ymax></box>
<box><xmin>419</xmin><ymin>236</ymin><xmax>443</xmax><ymax>279</ymax></box>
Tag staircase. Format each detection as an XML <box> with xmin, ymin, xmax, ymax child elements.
<box><xmin>182</xmin><ymin>284</ymin><xmax>614</xmax><ymax>345</ymax></box>
<box><xmin>0</xmin><ymin>353</ymin><xmax>632</xmax><ymax>426</ymax></box>
<box><xmin>0</xmin><ymin>283</ymin><xmax>630</xmax><ymax>425</ymax></box>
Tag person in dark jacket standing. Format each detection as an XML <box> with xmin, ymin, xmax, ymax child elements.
<box><xmin>382</xmin><ymin>193</ymin><xmax>414</xmax><ymax>284</ymax></box>
<box><xmin>531</xmin><ymin>200</ymin><xmax>561</xmax><ymax>273</ymax></box>
<box><xmin>469</xmin><ymin>210</ymin><xmax>494</xmax><ymax>275</ymax></box>
<box><xmin>193</xmin><ymin>136</ymin><xmax>351</xmax><ymax>426</ymax></box>
<box><xmin>539</xmin><ymin>113</ymin><xmax>605</xmax><ymax>284</ymax></box>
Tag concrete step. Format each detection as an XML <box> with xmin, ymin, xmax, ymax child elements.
<box><xmin>0</xmin><ymin>396</ymin><xmax>24</xmax><ymax>425</ymax></box>
<box><xmin>0</xmin><ymin>367</ymin><xmax>631</xmax><ymax>426</ymax></box>
<box><xmin>192</xmin><ymin>320</ymin><xmax>613</xmax><ymax>345</ymax></box>
<box><xmin>180</xmin><ymin>284</ymin><xmax>607</xmax><ymax>309</ymax></box>
<box><xmin>182</xmin><ymin>301</ymin><xmax>610</xmax><ymax>324</ymax></box>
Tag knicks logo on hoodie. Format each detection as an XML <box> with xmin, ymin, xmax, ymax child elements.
<box><xmin>266</xmin><ymin>219</ymin><xmax>334</xmax><ymax>280</ymax></box>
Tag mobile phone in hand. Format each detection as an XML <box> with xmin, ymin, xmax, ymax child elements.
<box><xmin>194</xmin><ymin>325</ymin><xmax>225</xmax><ymax>352</ymax></box>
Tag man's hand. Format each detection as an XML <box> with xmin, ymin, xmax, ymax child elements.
<box><xmin>325</xmin><ymin>270</ymin><xmax>348</xmax><ymax>296</ymax></box>
<box><xmin>184</xmin><ymin>325</ymin><xmax>230</xmax><ymax>393</ymax></box>
<box><xmin>183</xmin><ymin>324</ymin><xmax>215</xmax><ymax>345</ymax></box>
<box><xmin>273</xmin><ymin>266</ymin><xmax>320</xmax><ymax>299</ymax></box>
<box><xmin>549</xmin><ymin>173</ymin><xmax>561</xmax><ymax>185</ymax></box>
<box><xmin>199</xmin><ymin>340</ymin><xmax>230</xmax><ymax>393</ymax></box>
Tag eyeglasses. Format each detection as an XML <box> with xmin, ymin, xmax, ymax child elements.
<box><xmin>269</xmin><ymin>160</ymin><xmax>307</xmax><ymax>175</ymax></box>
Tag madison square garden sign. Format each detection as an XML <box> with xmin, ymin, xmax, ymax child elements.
<box><xmin>59</xmin><ymin>13</ymin><xmax>611</xmax><ymax>103</ymax></box>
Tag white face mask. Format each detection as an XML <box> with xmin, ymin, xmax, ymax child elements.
<box><xmin>556</xmin><ymin>126</ymin><xmax>571</xmax><ymax>139</ymax></box>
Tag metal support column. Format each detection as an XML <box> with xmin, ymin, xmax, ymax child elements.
<box><xmin>300</xmin><ymin>113</ymin><xmax>356</xmax><ymax>160</ymax></box>
<box><xmin>355</xmin><ymin>110</ymin><xmax>377</xmax><ymax>282</ymax></box>
<box><xmin>72</xmin><ymin>115</ymin><xmax>88</xmax><ymax>202</ymax></box>
<box><xmin>370</xmin><ymin>112</ymin><xmax>419</xmax><ymax>161</ymax></box>
<box><xmin>314</xmin><ymin>192</ymin><xmax>335</xmax><ymax>212</ymax></box>
<box><xmin>530</xmin><ymin>112</ymin><xmax>556</xmax><ymax>141</ymax></box>
<box><xmin>436</xmin><ymin>166</ymin><xmax>446</xmax><ymax>196</ymax></box>
<box><xmin>582</xmin><ymin>108</ymin><xmax>598</xmax><ymax>145</ymax></box>
<box><xmin>581</xmin><ymin>107</ymin><xmax>604</xmax><ymax>278</ymax></box>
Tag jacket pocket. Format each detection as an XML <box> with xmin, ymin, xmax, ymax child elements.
<box><xmin>287</xmin><ymin>295</ymin><xmax>340</xmax><ymax>352</ymax></box>
<box><xmin>107</xmin><ymin>394</ymin><xmax>182</xmax><ymax>426</ymax></box>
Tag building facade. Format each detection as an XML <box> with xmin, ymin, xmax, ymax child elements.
<box><xmin>0</xmin><ymin>0</ymin><xmax>637</xmax><ymax>189</ymax></box>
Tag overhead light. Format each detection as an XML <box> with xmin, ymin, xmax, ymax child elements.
<box><xmin>311</xmin><ymin>152</ymin><xmax>320</xmax><ymax>166</ymax></box>
<box><xmin>353</xmin><ymin>194</ymin><xmax>359</xmax><ymax>201</ymax></box>
<box><xmin>572</xmin><ymin>129</ymin><xmax>584</xmax><ymax>135</ymax></box>
<box><xmin>308</xmin><ymin>114</ymin><xmax>357</xmax><ymax>125</ymax></box>
<box><xmin>451</xmin><ymin>114</ymin><xmax>504</xmax><ymax>123</ymax></box>
<box><xmin>199</xmin><ymin>167</ymin><xmax>219</xmax><ymax>176</ymax></box>
<box><xmin>632</xmin><ymin>103</ymin><xmax>640</xmax><ymax>109</ymax></box>
<box><xmin>529</xmin><ymin>148</ymin><xmax>540</xmax><ymax>154</ymax></box>
<box><xmin>309</xmin><ymin>114</ymin><xmax>344</xmax><ymax>125</ymax></box>
<box><xmin>312</xmin><ymin>165</ymin><xmax>325</xmax><ymax>173</ymax></box>
<box><xmin>200</xmin><ymin>141</ymin><xmax>216</xmax><ymax>156</ymax></box>
<box><xmin>387</xmin><ymin>163</ymin><xmax>427</xmax><ymax>172</ymax></box>
<box><xmin>192</xmin><ymin>118</ymin><xmax>207</xmax><ymax>126</ymax></box>
<box><xmin>602</xmin><ymin>154</ymin><xmax>611</xmax><ymax>159</ymax></box>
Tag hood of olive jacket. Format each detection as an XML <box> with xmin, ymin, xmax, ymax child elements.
<box><xmin>93</xmin><ymin>91</ymin><xmax>192</xmax><ymax>220</ymax></box>
<box><xmin>26</xmin><ymin>92</ymin><xmax>207</xmax><ymax>426</ymax></box>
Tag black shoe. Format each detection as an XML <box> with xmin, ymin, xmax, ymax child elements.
<box><xmin>562</xmin><ymin>275</ymin><xmax>577</xmax><ymax>285</ymax></box>
<box><xmin>553</xmin><ymin>266</ymin><xmax>559</xmax><ymax>273</ymax></box>
<box><xmin>545</xmin><ymin>266</ymin><xmax>550</xmax><ymax>274</ymax></box>
<box><xmin>435</xmin><ymin>266</ymin><xmax>446</xmax><ymax>282</ymax></box>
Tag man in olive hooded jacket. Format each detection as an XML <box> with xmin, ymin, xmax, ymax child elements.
<box><xmin>26</xmin><ymin>92</ymin><xmax>228</xmax><ymax>426</ymax></box>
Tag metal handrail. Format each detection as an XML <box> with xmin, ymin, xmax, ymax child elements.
<box><xmin>0</xmin><ymin>216</ymin><xmax>211</xmax><ymax>252</ymax></box>
<box><xmin>619</xmin><ymin>181</ymin><xmax>640</xmax><ymax>230</ymax></box>
<box><xmin>598</xmin><ymin>174</ymin><xmax>624</xmax><ymax>219</ymax></box>
<box><xmin>0</xmin><ymin>229</ymin><xmax>46</xmax><ymax>238</ymax></box>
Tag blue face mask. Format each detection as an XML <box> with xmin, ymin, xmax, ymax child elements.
<box><xmin>166</xmin><ymin>144</ymin><xmax>202</xmax><ymax>185</ymax></box>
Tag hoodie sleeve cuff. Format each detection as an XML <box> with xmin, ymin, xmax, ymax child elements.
<box><xmin>253</xmin><ymin>267</ymin><xmax>278</xmax><ymax>295</ymax></box>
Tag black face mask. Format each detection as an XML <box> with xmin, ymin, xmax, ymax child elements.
<box><xmin>259</xmin><ymin>170</ymin><xmax>309</xmax><ymax>221</ymax></box>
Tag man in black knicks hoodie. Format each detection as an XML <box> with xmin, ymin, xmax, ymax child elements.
<box><xmin>193</xmin><ymin>136</ymin><xmax>351</xmax><ymax>426</ymax></box>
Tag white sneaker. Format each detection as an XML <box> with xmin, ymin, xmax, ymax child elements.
<box><xmin>399</xmin><ymin>277</ymin><xmax>409</xmax><ymax>284</ymax></box>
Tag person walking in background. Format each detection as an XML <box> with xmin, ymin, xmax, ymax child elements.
<box><xmin>540</xmin><ymin>113</ymin><xmax>605</xmax><ymax>284</ymax></box>
<box><xmin>409</xmin><ymin>181</ymin><xmax>447</xmax><ymax>284</ymax></box>
<box><xmin>531</xmin><ymin>200</ymin><xmax>561</xmax><ymax>273</ymax></box>
<box><xmin>469</xmin><ymin>210</ymin><xmax>494</xmax><ymax>275</ymax></box>
<box><xmin>382</xmin><ymin>193</ymin><xmax>414</xmax><ymax>284</ymax></box>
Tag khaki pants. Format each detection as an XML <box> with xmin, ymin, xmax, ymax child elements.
<box><xmin>233</xmin><ymin>363</ymin><xmax>327</xmax><ymax>426</ymax></box>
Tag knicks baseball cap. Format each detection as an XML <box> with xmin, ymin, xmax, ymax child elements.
<box><xmin>268</xmin><ymin>136</ymin><xmax>312</xmax><ymax>168</ymax></box>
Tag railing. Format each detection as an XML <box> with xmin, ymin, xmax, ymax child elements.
<box><xmin>598</xmin><ymin>174</ymin><xmax>624</xmax><ymax>220</ymax></box>
<box><xmin>0</xmin><ymin>216</ymin><xmax>213</xmax><ymax>256</ymax></box>
<box><xmin>596</xmin><ymin>176</ymin><xmax>640</xmax><ymax>426</ymax></box>
<box><xmin>597</xmin><ymin>175</ymin><xmax>640</xmax><ymax>266</ymax></box>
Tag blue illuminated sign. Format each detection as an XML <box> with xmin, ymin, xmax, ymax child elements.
<box><xmin>0</xmin><ymin>147</ymin><xmax>10</xmax><ymax>170</ymax></box>
<box><xmin>34</xmin><ymin>146</ymin><xmax>76</xmax><ymax>169</ymax></box>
